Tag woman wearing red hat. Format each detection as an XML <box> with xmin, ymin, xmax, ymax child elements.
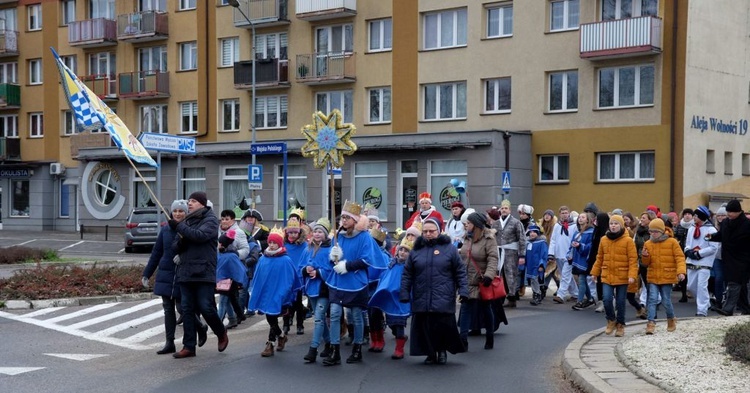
<box><xmin>404</xmin><ymin>192</ymin><xmax>445</xmax><ymax>230</ymax></box>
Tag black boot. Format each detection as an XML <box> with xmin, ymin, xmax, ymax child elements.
<box><xmin>319</xmin><ymin>343</ymin><xmax>332</xmax><ymax>358</ymax></box>
<box><xmin>484</xmin><ymin>334</ymin><xmax>494</xmax><ymax>350</ymax></box>
<box><xmin>156</xmin><ymin>341</ymin><xmax>176</xmax><ymax>355</ymax></box>
<box><xmin>303</xmin><ymin>347</ymin><xmax>318</xmax><ymax>363</ymax></box>
<box><xmin>346</xmin><ymin>343</ymin><xmax>363</xmax><ymax>363</ymax></box>
<box><xmin>345</xmin><ymin>324</ymin><xmax>354</xmax><ymax>345</ymax></box>
<box><xmin>322</xmin><ymin>344</ymin><xmax>341</xmax><ymax>366</ymax></box>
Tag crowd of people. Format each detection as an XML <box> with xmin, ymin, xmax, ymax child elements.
<box><xmin>140</xmin><ymin>189</ymin><xmax>750</xmax><ymax>362</ymax></box>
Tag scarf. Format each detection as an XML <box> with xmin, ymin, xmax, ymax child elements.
<box><xmin>680</xmin><ymin>219</ymin><xmax>693</xmax><ymax>229</ymax></box>
<box><xmin>561</xmin><ymin>220</ymin><xmax>569</xmax><ymax>236</ymax></box>
<box><xmin>651</xmin><ymin>233</ymin><xmax>669</xmax><ymax>243</ymax></box>
<box><xmin>499</xmin><ymin>214</ymin><xmax>510</xmax><ymax>230</ymax></box>
<box><xmin>693</xmin><ymin>222</ymin><xmax>702</xmax><ymax>239</ymax></box>
<box><xmin>605</xmin><ymin>228</ymin><xmax>625</xmax><ymax>240</ymax></box>
<box><xmin>264</xmin><ymin>246</ymin><xmax>287</xmax><ymax>257</ymax></box>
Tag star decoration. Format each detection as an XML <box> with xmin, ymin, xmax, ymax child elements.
<box><xmin>301</xmin><ymin>109</ymin><xmax>357</xmax><ymax>169</ymax></box>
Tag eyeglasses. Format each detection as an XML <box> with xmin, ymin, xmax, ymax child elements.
<box><xmin>422</xmin><ymin>229</ymin><xmax>438</xmax><ymax>234</ymax></box>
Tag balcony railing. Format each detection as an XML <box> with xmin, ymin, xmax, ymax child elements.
<box><xmin>0</xmin><ymin>30</ymin><xmax>19</xmax><ymax>57</ymax></box>
<box><xmin>80</xmin><ymin>74</ymin><xmax>117</xmax><ymax>99</ymax></box>
<box><xmin>580</xmin><ymin>16</ymin><xmax>662</xmax><ymax>60</ymax></box>
<box><xmin>296</xmin><ymin>0</ymin><xmax>356</xmax><ymax>21</ymax></box>
<box><xmin>117</xmin><ymin>11</ymin><xmax>169</xmax><ymax>42</ymax></box>
<box><xmin>68</xmin><ymin>18</ymin><xmax>117</xmax><ymax>47</ymax></box>
<box><xmin>0</xmin><ymin>137</ymin><xmax>21</xmax><ymax>161</ymax></box>
<box><xmin>118</xmin><ymin>71</ymin><xmax>169</xmax><ymax>99</ymax></box>
<box><xmin>234</xmin><ymin>58</ymin><xmax>290</xmax><ymax>89</ymax></box>
<box><xmin>296</xmin><ymin>52</ymin><xmax>355</xmax><ymax>84</ymax></box>
<box><xmin>0</xmin><ymin>83</ymin><xmax>20</xmax><ymax>108</ymax></box>
<box><xmin>233</xmin><ymin>0</ymin><xmax>289</xmax><ymax>28</ymax></box>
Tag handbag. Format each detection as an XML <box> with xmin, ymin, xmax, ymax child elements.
<box><xmin>216</xmin><ymin>278</ymin><xmax>232</xmax><ymax>292</ymax></box>
<box><xmin>469</xmin><ymin>250</ymin><xmax>507</xmax><ymax>301</ymax></box>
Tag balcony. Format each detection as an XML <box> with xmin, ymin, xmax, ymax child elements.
<box><xmin>296</xmin><ymin>52</ymin><xmax>355</xmax><ymax>84</ymax></box>
<box><xmin>0</xmin><ymin>137</ymin><xmax>21</xmax><ymax>161</ymax></box>
<box><xmin>0</xmin><ymin>83</ymin><xmax>20</xmax><ymax>108</ymax></box>
<box><xmin>70</xmin><ymin>131</ymin><xmax>114</xmax><ymax>158</ymax></box>
<box><xmin>234</xmin><ymin>58</ymin><xmax>290</xmax><ymax>90</ymax></box>
<box><xmin>0</xmin><ymin>30</ymin><xmax>19</xmax><ymax>57</ymax></box>
<box><xmin>296</xmin><ymin>0</ymin><xmax>356</xmax><ymax>21</ymax></box>
<box><xmin>233</xmin><ymin>0</ymin><xmax>289</xmax><ymax>28</ymax></box>
<box><xmin>81</xmin><ymin>74</ymin><xmax>117</xmax><ymax>100</ymax></box>
<box><xmin>118</xmin><ymin>71</ymin><xmax>169</xmax><ymax>99</ymax></box>
<box><xmin>68</xmin><ymin>18</ymin><xmax>117</xmax><ymax>48</ymax></box>
<box><xmin>580</xmin><ymin>16</ymin><xmax>662</xmax><ymax>60</ymax></box>
<box><xmin>117</xmin><ymin>11</ymin><xmax>168</xmax><ymax>42</ymax></box>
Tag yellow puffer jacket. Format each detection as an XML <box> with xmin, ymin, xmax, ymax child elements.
<box><xmin>590</xmin><ymin>231</ymin><xmax>638</xmax><ymax>286</ymax></box>
<box><xmin>641</xmin><ymin>236</ymin><xmax>687</xmax><ymax>285</ymax></box>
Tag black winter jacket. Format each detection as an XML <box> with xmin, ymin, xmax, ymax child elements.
<box><xmin>174</xmin><ymin>207</ymin><xmax>220</xmax><ymax>284</ymax></box>
<box><xmin>711</xmin><ymin>213</ymin><xmax>750</xmax><ymax>283</ymax></box>
<box><xmin>142</xmin><ymin>224</ymin><xmax>180</xmax><ymax>298</ymax></box>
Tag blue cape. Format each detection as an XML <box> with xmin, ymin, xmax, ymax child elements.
<box><xmin>369</xmin><ymin>259</ymin><xmax>410</xmax><ymax>317</ymax></box>
<box><xmin>300</xmin><ymin>243</ymin><xmax>332</xmax><ymax>297</ymax></box>
<box><xmin>248</xmin><ymin>250</ymin><xmax>301</xmax><ymax>315</ymax></box>
<box><xmin>216</xmin><ymin>252</ymin><xmax>248</xmax><ymax>287</ymax></box>
<box><xmin>326</xmin><ymin>230</ymin><xmax>380</xmax><ymax>292</ymax></box>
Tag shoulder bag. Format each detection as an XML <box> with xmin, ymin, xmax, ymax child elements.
<box><xmin>469</xmin><ymin>249</ymin><xmax>506</xmax><ymax>301</ymax></box>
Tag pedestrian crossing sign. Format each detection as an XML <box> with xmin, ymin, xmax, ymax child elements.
<box><xmin>501</xmin><ymin>171</ymin><xmax>511</xmax><ymax>193</ymax></box>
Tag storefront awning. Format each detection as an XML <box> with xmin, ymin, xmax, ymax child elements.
<box><xmin>706</xmin><ymin>192</ymin><xmax>747</xmax><ymax>201</ymax></box>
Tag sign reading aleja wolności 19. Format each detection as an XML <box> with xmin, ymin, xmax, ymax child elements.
<box><xmin>139</xmin><ymin>133</ymin><xmax>196</xmax><ymax>154</ymax></box>
<box><xmin>251</xmin><ymin>142</ymin><xmax>287</xmax><ymax>155</ymax></box>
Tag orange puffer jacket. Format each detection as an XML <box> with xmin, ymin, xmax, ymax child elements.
<box><xmin>590</xmin><ymin>231</ymin><xmax>638</xmax><ymax>286</ymax></box>
<box><xmin>641</xmin><ymin>236</ymin><xmax>687</xmax><ymax>285</ymax></box>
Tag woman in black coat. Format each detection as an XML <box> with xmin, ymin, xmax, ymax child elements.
<box><xmin>400</xmin><ymin>218</ymin><xmax>468</xmax><ymax>365</ymax></box>
<box><xmin>707</xmin><ymin>200</ymin><xmax>750</xmax><ymax>315</ymax></box>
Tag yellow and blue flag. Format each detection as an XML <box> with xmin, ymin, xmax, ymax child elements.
<box><xmin>51</xmin><ymin>47</ymin><xmax>157</xmax><ymax>168</ymax></box>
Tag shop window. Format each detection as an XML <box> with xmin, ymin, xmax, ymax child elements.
<box><xmin>354</xmin><ymin>162</ymin><xmax>388</xmax><ymax>221</ymax></box>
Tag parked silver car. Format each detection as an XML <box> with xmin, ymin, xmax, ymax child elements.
<box><xmin>124</xmin><ymin>208</ymin><xmax>161</xmax><ymax>253</ymax></box>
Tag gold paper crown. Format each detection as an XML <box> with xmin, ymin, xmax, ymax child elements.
<box><xmin>270</xmin><ymin>225</ymin><xmax>284</xmax><ymax>237</ymax></box>
<box><xmin>290</xmin><ymin>208</ymin><xmax>306</xmax><ymax>220</ymax></box>
<box><xmin>501</xmin><ymin>199</ymin><xmax>512</xmax><ymax>208</ymax></box>
<box><xmin>312</xmin><ymin>217</ymin><xmax>331</xmax><ymax>234</ymax></box>
<box><xmin>399</xmin><ymin>237</ymin><xmax>414</xmax><ymax>251</ymax></box>
<box><xmin>369</xmin><ymin>228</ymin><xmax>387</xmax><ymax>243</ymax></box>
<box><xmin>342</xmin><ymin>200</ymin><xmax>362</xmax><ymax>217</ymax></box>
<box><xmin>285</xmin><ymin>219</ymin><xmax>301</xmax><ymax>232</ymax></box>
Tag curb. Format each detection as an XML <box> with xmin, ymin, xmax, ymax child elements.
<box><xmin>2</xmin><ymin>292</ymin><xmax>157</xmax><ymax>310</ymax></box>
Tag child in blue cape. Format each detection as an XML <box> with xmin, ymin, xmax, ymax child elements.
<box><xmin>525</xmin><ymin>224</ymin><xmax>549</xmax><ymax>306</ymax></box>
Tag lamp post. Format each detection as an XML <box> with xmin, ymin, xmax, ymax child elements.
<box><xmin>228</xmin><ymin>0</ymin><xmax>257</xmax><ymax>208</ymax></box>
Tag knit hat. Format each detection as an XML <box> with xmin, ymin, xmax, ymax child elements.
<box><xmin>693</xmin><ymin>206</ymin><xmax>711</xmax><ymax>222</ymax></box>
<box><xmin>467</xmin><ymin>212</ymin><xmax>488</xmax><ymax>229</ymax></box>
<box><xmin>423</xmin><ymin>217</ymin><xmax>442</xmax><ymax>232</ymax></box>
<box><xmin>366</xmin><ymin>208</ymin><xmax>380</xmax><ymax>223</ymax></box>
<box><xmin>716</xmin><ymin>206</ymin><xmax>727</xmax><ymax>216</ymax></box>
<box><xmin>405</xmin><ymin>222</ymin><xmax>422</xmax><ymax>237</ymax></box>
<box><xmin>486</xmin><ymin>206</ymin><xmax>501</xmax><ymax>220</ymax></box>
<box><xmin>188</xmin><ymin>191</ymin><xmax>208</xmax><ymax>207</ymax></box>
<box><xmin>583</xmin><ymin>202</ymin><xmax>599</xmax><ymax>214</ymax></box>
<box><xmin>543</xmin><ymin>209</ymin><xmax>555</xmax><ymax>218</ymax></box>
<box><xmin>646</xmin><ymin>204</ymin><xmax>661</xmax><ymax>217</ymax></box>
<box><xmin>219</xmin><ymin>229</ymin><xmax>236</xmax><ymax>249</ymax></box>
<box><xmin>648</xmin><ymin>218</ymin><xmax>665</xmax><ymax>233</ymax></box>
<box><xmin>170</xmin><ymin>199</ymin><xmax>188</xmax><ymax>213</ymax></box>
<box><xmin>518</xmin><ymin>204</ymin><xmax>534</xmax><ymax>215</ymax></box>
<box><xmin>451</xmin><ymin>201</ymin><xmax>465</xmax><ymax>209</ymax></box>
<box><xmin>418</xmin><ymin>192</ymin><xmax>432</xmax><ymax>204</ymax></box>
<box><xmin>311</xmin><ymin>217</ymin><xmax>331</xmax><ymax>237</ymax></box>
<box><xmin>611</xmin><ymin>208</ymin><xmax>623</xmax><ymax>216</ymax></box>
<box><xmin>609</xmin><ymin>214</ymin><xmax>625</xmax><ymax>227</ymax></box>
<box><xmin>726</xmin><ymin>200</ymin><xmax>742</xmax><ymax>213</ymax></box>
<box><xmin>341</xmin><ymin>200</ymin><xmax>362</xmax><ymax>220</ymax></box>
<box><xmin>526</xmin><ymin>223</ymin><xmax>542</xmax><ymax>236</ymax></box>
<box><xmin>268</xmin><ymin>226</ymin><xmax>284</xmax><ymax>246</ymax></box>
<box><xmin>460</xmin><ymin>208</ymin><xmax>476</xmax><ymax>224</ymax></box>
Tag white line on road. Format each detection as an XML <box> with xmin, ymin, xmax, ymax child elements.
<box><xmin>0</xmin><ymin>367</ymin><xmax>46</xmax><ymax>376</ymax></box>
<box><xmin>44</xmin><ymin>353</ymin><xmax>109</xmax><ymax>361</ymax></box>
<box><xmin>15</xmin><ymin>240</ymin><xmax>36</xmax><ymax>246</ymax></box>
<box><xmin>92</xmin><ymin>311</ymin><xmax>163</xmax><ymax>337</ymax></box>
<box><xmin>122</xmin><ymin>323</ymin><xmax>166</xmax><ymax>343</ymax></box>
<box><xmin>23</xmin><ymin>307</ymin><xmax>67</xmax><ymax>318</ymax></box>
<box><xmin>66</xmin><ymin>298</ymin><xmax>162</xmax><ymax>330</ymax></box>
<box><xmin>58</xmin><ymin>241</ymin><xmax>84</xmax><ymax>251</ymax></box>
<box><xmin>44</xmin><ymin>303</ymin><xmax>118</xmax><ymax>323</ymax></box>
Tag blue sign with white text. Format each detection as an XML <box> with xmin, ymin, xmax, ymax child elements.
<box><xmin>248</xmin><ymin>165</ymin><xmax>263</xmax><ymax>183</ymax></box>
<box><xmin>251</xmin><ymin>142</ymin><xmax>287</xmax><ymax>155</ymax></box>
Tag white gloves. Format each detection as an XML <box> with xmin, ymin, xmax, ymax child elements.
<box><xmin>329</xmin><ymin>245</ymin><xmax>343</xmax><ymax>261</ymax></box>
<box><xmin>141</xmin><ymin>277</ymin><xmax>150</xmax><ymax>289</ymax></box>
<box><xmin>173</xmin><ymin>255</ymin><xmax>181</xmax><ymax>265</ymax></box>
<box><xmin>333</xmin><ymin>260</ymin><xmax>348</xmax><ymax>274</ymax></box>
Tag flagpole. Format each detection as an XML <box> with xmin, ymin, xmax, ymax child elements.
<box><xmin>329</xmin><ymin>169</ymin><xmax>338</xmax><ymax>246</ymax></box>
<box><xmin>124</xmin><ymin>155</ymin><xmax>170</xmax><ymax>220</ymax></box>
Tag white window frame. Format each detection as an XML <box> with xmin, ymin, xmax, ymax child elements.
<box><xmin>275</xmin><ymin>164</ymin><xmax>307</xmax><ymax>220</ymax></box>
<box><xmin>132</xmin><ymin>168</ymin><xmax>156</xmax><ymax>207</ymax></box>
<box><xmin>549</xmin><ymin>70</ymin><xmax>578</xmax><ymax>112</ymax></box>
<box><xmin>255</xmin><ymin>32</ymin><xmax>288</xmax><ymax>60</ymax></box>
<box><xmin>221</xmin><ymin>98</ymin><xmax>240</xmax><ymax>132</ymax></box>
<box><xmin>0</xmin><ymin>62</ymin><xmax>17</xmax><ymax>84</ymax></box>
<box><xmin>220</xmin><ymin>37</ymin><xmax>239</xmax><ymax>67</ymax></box>
<box><xmin>140</xmin><ymin>104</ymin><xmax>168</xmax><ymax>134</ymax></box>
<box><xmin>423</xmin><ymin>8</ymin><xmax>467</xmax><ymax>50</ymax></box>
<box><xmin>484</xmin><ymin>77</ymin><xmax>511</xmax><ymax>114</ymax></box>
<box><xmin>550</xmin><ymin>0</ymin><xmax>579</xmax><ymax>31</ymax></box>
<box><xmin>539</xmin><ymin>155</ymin><xmax>570</xmax><ymax>183</ymax></box>
<box><xmin>179</xmin><ymin>41</ymin><xmax>197</xmax><ymax>71</ymax></box>
<box><xmin>255</xmin><ymin>95</ymin><xmax>288</xmax><ymax>129</ymax></box>
<box><xmin>486</xmin><ymin>4</ymin><xmax>513</xmax><ymax>38</ymax></box>
<box><xmin>90</xmin><ymin>0</ymin><xmax>115</xmax><ymax>20</ymax></box>
<box><xmin>602</xmin><ymin>0</ymin><xmax>658</xmax><ymax>20</ymax></box>
<box><xmin>62</xmin><ymin>110</ymin><xmax>76</xmax><ymax>135</ymax></box>
<box><xmin>29</xmin><ymin>112</ymin><xmax>43</xmax><ymax>138</ymax></box>
<box><xmin>61</xmin><ymin>55</ymin><xmax>77</xmax><ymax>75</ymax></box>
<box><xmin>354</xmin><ymin>161</ymin><xmax>389</xmax><ymax>221</ymax></box>
<box><xmin>221</xmin><ymin>166</ymin><xmax>248</xmax><ymax>213</ymax></box>
<box><xmin>597</xmin><ymin>151</ymin><xmax>655</xmax><ymax>182</ymax></box>
<box><xmin>368</xmin><ymin>87</ymin><xmax>391</xmax><ymax>124</ymax></box>
<box><xmin>28</xmin><ymin>4</ymin><xmax>42</xmax><ymax>31</ymax></box>
<box><xmin>0</xmin><ymin>114</ymin><xmax>18</xmax><ymax>137</ymax></box>
<box><xmin>315</xmin><ymin>25</ymin><xmax>353</xmax><ymax>54</ymax></box>
<box><xmin>180</xmin><ymin>101</ymin><xmax>198</xmax><ymax>134</ymax></box>
<box><xmin>29</xmin><ymin>59</ymin><xmax>42</xmax><ymax>85</ymax></box>
<box><xmin>182</xmin><ymin>167</ymin><xmax>206</xmax><ymax>200</ymax></box>
<box><xmin>61</xmin><ymin>0</ymin><xmax>76</xmax><ymax>25</ymax></box>
<box><xmin>139</xmin><ymin>45</ymin><xmax>168</xmax><ymax>73</ymax></box>
<box><xmin>423</xmin><ymin>81</ymin><xmax>467</xmax><ymax>121</ymax></box>
<box><xmin>368</xmin><ymin>18</ymin><xmax>392</xmax><ymax>52</ymax></box>
<box><xmin>316</xmin><ymin>90</ymin><xmax>353</xmax><ymax>123</ymax></box>
<box><xmin>139</xmin><ymin>0</ymin><xmax>167</xmax><ymax>12</ymax></box>
<box><xmin>598</xmin><ymin>64</ymin><xmax>654</xmax><ymax>109</ymax></box>
<box><xmin>179</xmin><ymin>0</ymin><xmax>196</xmax><ymax>11</ymax></box>
<box><xmin>60</xmin><ymin>182</ymin><xmax>71</xmax><ymax>218</ymax></box>
<box><xmin>428</xmin><ymin>160</ymin><xmax>468</xmax><ymax>218</ymax></box>
<box><xmin>0</xmin><ymin>8</ymin><xmax>18</xmax><ymax>31</ymax></box>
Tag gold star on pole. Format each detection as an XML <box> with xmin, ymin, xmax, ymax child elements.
<box><xmin>301</xmin><ymin>109</ymin><xmax>357</xmax><ymax>169</ymax></box>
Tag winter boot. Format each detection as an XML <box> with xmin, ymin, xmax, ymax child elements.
<box><xmin>530</xmin><ymin>293</ymin><xmax>542</xmax><ymax>306</ymax></box>
<box><xmin>371</xmin><ymin>330</ymin><xmax>384</xmax><ymax>352</ymax></box>
<box><xmin>261</xmin><ymin>341</ymin><xmax>274</xmax><ymax>357</ymax></box>
<box><xmin>319</xmin><ymin>343</ymin><xmax>332</xmax><ymax>358</ymax></box>
<box><xmin>667</xmin><ymin>318</ymin><xmax>677</xmax><ymax>332</ymax></box>
<box><xmin>363</xmin><ymin>325</ymin><xmax>370</xmax><ymax>346</ymax></box>
<box><xmin>303</xmin><ymin>347</ymin><xmax>318</xmax><ymax>363</ymax></box>
<box><xmin>322</xmin><ymin>344</ymin><xmax>341</xmax><ymax>366</ymax></box>
<box><xmin>156</xmin><ymin>341</ymin><xmax>176</xmax><ymax>355</ymax></box>
<box><xmin>605</xmin><ymin>320</ymin><xmax>616</xmax><ymax>335</ymax></box>
<box><xmin>507</xmin><ymin>297</ymin><xmax>517</xmax><ymax>308</ymax></box>
<box><xmin>645</xmin><ymin>321</ymin><xmax>656</xmax><ymax>335</ymax></box>
<box><xmin>276</xmin><ymin>335</ymin><xmax>288</xmax><ymax>351</ymax></box>
<box><xmin>484</xmin><ymin>334</ymin><xmax>494</xmax><ymax>350</ymax></box>
<box><xmin>392</xmin><ymin>336</ymin><xmax>408</xmax><ymax>359</ymax></box>
<box><xmin>636</xmin><ymin>307</ymin><xmax>647</xmax><ymax>320</ymax></box>
<box><xmin>368</xmin><ymin>331</ymin><xmax>379</xmax><ymax>352</ymax></box>
<box><xmin>345</xmin><ymin>324</ymin><xmax>354</xmax><ymax>345</ymax></box>
<box><xmin>346</xmin><ymin>344</ymin><xmax>363</xmax><ymax>363</ymax></box>
<box><xmin>615</xmin><ymin>323</ymin><xmax>625</xmax><ymax>337</ymax></box>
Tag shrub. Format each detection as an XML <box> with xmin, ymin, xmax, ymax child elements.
<box><xmin>0</xmin><ymin>246</ymin><xmax>59</xmax><ymax>265</ymax></box>
<box><xmin>724</xmin><ymin>320</ymin><xmax>750</xmax><ymax>363</ymax></box>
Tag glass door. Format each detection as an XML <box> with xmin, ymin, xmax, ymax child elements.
<box><xmin>399</xmin><ymin>160</ymin><xmax>418</xmax><ymax>228</ymax></box>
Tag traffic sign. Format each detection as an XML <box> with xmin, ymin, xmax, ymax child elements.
<box><xmin>139</xmin><ymin>133</ymin><xmax>196</xmax><ymax>154</ymax></box>
<box><xmin>248</xmin><ymin>183</ymin><xmax>262</xmax><ymax>190</ymax></box>
<box><xmin>248</xmin><ymin>164</ymin><xmax>263</xmax><ymax>182</ymax></box>
<box><xmin>501</xmin><ymin>171</ymin><xmax>511</xmax><ymax>193</ymax></box>
<box><xmin>251</xmin><ymin>142</ymin><xmax>286</xmax><ymax>155</ymax></box>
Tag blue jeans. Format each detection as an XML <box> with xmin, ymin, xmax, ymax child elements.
<box><xmin>647</xmin><ymin>283</ymin><xmax>674</xmax><ymax>321</ymax></box>
<box><xmin>330</xmin><ymin>303</ymin><xmax>363</xmax><ymax>345</ymax></box>
<box><xmin>218</xmin><ymin>294</ymin><xmax>236</xmax><ymax>322</ymax></box>
<box><xmin>309</xmin><ymin>296</ymin><xmax>330</xmax><ymax>349</ymax></box>
<box><xmin>602</xmin><ymin>283</ymin><xmax>628</xmax><ymax>325</ymax></box>
<box><xmin>180</xmin><ymin>282</ymin><xmax>225</xmax><ymax>350</ymax></box>
<box><xmin>577</xmin><ymin>274</ymin><xmax>593</xmax><ymax>303</ymax></box>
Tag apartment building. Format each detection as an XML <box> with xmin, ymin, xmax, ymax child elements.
<box><xmin>0</xmin><ymin>0</ymin><xmax>747</xmax><ymax>232</ymax></box>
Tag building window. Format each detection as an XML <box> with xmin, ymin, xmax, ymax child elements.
<box><xmin>424</xmin><ymin>82</ymin><xmax>467</xmax><ymax>120</ymax></box>
<box><xmin>220</xmin><ymin>37</ymin><xmax>239</xmax><ymax>67</ymax></box>
<box><xmin>0</xmin><ymin>8</ymin><xmax>17</xmax><ymax>31</ymax></box>
<box><xmin>484</xmin><ymin>78</ymin><xmax>511</xmax><ymax>113</ymax></box>
<box><xmin>598</xmin><ymin>64</ymin><xmax>654</xmax><ymax>108</ymax></box>
<box><xmin>179</xmin><ymin>0</ymin><xmax>196</xmax><ymax>11</ymax></box>
<box><xmin>706</xmin><ymin>149</ymin><xmax>715</xmax><ymax>173</ymax></box>
<box><xmin>180</xmin><ymin>101</ymin><xmax>198</xmax><ymax>133</ymax></box>
<box><xmin>597</xmin><ymin>151</ymin><xmax>655</xmax><ymax>182</ymax></box>
<box><xmin>139</xmin><ymin>46</ymin><xmax>168</xmax><ymax>72</ymax></box>
<box><xmin>140</xmin><ymin>104</ymin><xmax>167</xmax><ymax>133</ymax></box>
<box><xmin>277</xmin><ymin>164</ymin><xmax>307</xmax><ymax>220</ymax></box>
<box><xmin>29</xmin><ymin>112</ymin><xmax>43</xmax><ymax>138</ymax></box>
<box><xmin>354</xmin><ymin>162</ymin><xmax>388</xmax><ymax>220</ymax></box>
<box><xmin>255</xmin><ymin>32</ymin><xmax>288</xmax><ymax>60</ymax></box>
<box><xmin>133</xmin><ymin>168</ymin><xmax>156</xmax><ymax>207</ymax></box>
<box><xmin>0</xmin><ymin>62</ymin><xmax>17</xmax><ymax>84</ymax></box>
<box><xmin>61</xmin><ymin>55</ymin><xmax>77</xmax><ymax>75</ymax></box>
<box><xmin>724</xmin><ymin>151</ymin><xmax>733</xmax><ymax>175</ymax></box>
<box><xmin>88</xmin><ymin>52</ymin><xmax>116</xmax><ymax>75</ymax></box>
<box><xmin>550</xmin><ymin>0</ymin><xmax>579</xmax><ymax>31</ymax></box>
<box><xmin>255</xmin><ymin>95</ymin><xmax>288</xmax><ymax>129</ymax></box>
<box><xmin>63</xmin><ymin>110</ymin><xmax>76</xmax><ymax>135</ymax></box>
<box><xmin>424</xmin><ymin>8</ymin><xmax>467</xmax><ymax>50</ymax></box>
<box><xmin>223</xmin><ymin>166</ymin><xmax>248</xmax><ymax>214</ymax></box>
<box><xmin>602</xmin><ymin>0</ymin><xmax>658</xmax><ymax>20</ymax></box>
<box><xmin>179</xmin><ymin>42</ymin><xmax>197</xmax><ymax>71</ymax></box>
<box><xmin>487</xmin><ymin>4</ymin><xmax>513</xmax><ymax>38</ymax></box>
<box><xmin>368</xmin><ymin>87</ymin><xmax>391</xmax><ymax>123</ymax></box>
<box><xmin>93</xmin><ymin>167</ymin><xmax>118</xmax><ymax>206</ymax></box>
<box><xmin>539</xmin><ymin>155</ymin><xmax>570</xmax><ymax>182</ymax></box>
<box><xmin>315</xmin><ymin>25</ymin><xmax>353</xmax><ymax>54</ymax></box>
<box><xmin>0</xmin><ymin>114</ymin><xmax>18</xmax><ymax>137</ymax></box>
<box><xmin>139</xmin><ymin>0</ymin><xmax>167</xmax><ymax>12</ymax></box>
<box><xmin>221</xmin><ymin>99</ymin><xmax>240</xmax><ymax>131</ymax></box>
<box><xmin>743</xmin><ymin>154</ymin><xmax>750</xmax><ymax>176</ymax></box>
<box><xmin>369</xmin><ymin>18</ymin><xmax>392</xmax><ymax>52</ymax></box>
<box><xmin>90</xmin><ymin>0</ymin><xmax>115</xmax><ymax>19</ymax></box>
<box><xmin>316</xmin><ymin>90</ymin><xmax>353</xmax><ymax>123</ymax></box>
<box><xmin>549</xmin><ymin>70</ymin><xmax>578</xmax><ymax>111</ymax></box>
<box><xmin>60</xmin><ymin>183</ymin><xmax>70</xmax><ymax>218</ymax></box>
<box><xmin>61</xmin><ymin>0</ymin><xmax>76</xmax><ymax>25</ymax></box>
<box><xmin>429</xmin><ymin>160</ymin><xmax>467</xmax><ymax>218</ymax></box>
<box><xmin>29</xmin><ymin>59</ymin><xmax>42</xmax><ymax>85</ymax></box>
<box><xmin>182</xmin><ymin>167</ymin><xmax>206</xmax><ymax>200</ymax></box>
<box><xmin>11</xmin><ymin>179</ymin><xmax>29</xmax><ymax>217</ymax></box>
<box><xmin>28</xmin><ymin>4</ymin><xmax>42</xmax><ymax>31</ymax></box>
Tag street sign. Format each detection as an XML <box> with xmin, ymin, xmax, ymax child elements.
<box><xmin>138</xmin><ymin>133</ymin><xmax>196</xmax><ymax>154</ymax></box>
<box><xmin>501</xmin><ymin>171</ymin><xmax>511</xmax><ymax>193</ymax></box>
<box><xmin>248</xmin><ymin>164</ymin><xmax>262</xmax><ymax>190</ymax></box>
<box><xmin>248</xmin><ymin>183</ymin><xmax>262</xmax><ymax>190</ymax></box>
<box><xmin>251</xmin><ymin>142</ymin><xmax>286</xmax><ymax>155</ymax></box>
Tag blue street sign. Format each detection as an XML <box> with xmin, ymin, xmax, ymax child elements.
<box><xmin>501</xmin><ymin>171</ymin><xmax>511</xmax><ymax>193</ymax></box>
<box><xmin>251</xmin><ymin>142</ymin><xmax>287</xmax><ymax>155</ymax></box>
<box><xmin>248</xmin><ymin>164</ymin><xmax>263</xmax><ymax>182</ymax></box>
<box><xmin>139</xmin><ymin>133</ymin><xmax>196</xmax><ymax>154</ymax></box>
